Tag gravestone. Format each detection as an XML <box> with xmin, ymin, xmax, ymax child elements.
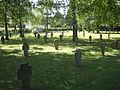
<box><xmin>75</xmin><ymin>49</ymin><xmax>82</xmax><ymax>67</ymax></box>
<box><xmin>44</xmin><ymin>35</ymin><xmax>47</xmax><ymax>43</ymax></box>
<box><xmin>100</xmin><ymin>34</ymin><xmax>102</xmax><ymax>40</ymax></box>
<box><xmin>89</xmin><ymin>35</ymin><xmax>92</xmax><ymax>43</ymax></box>
<box><xmin>54</xmin><ymin>39</ymin><xmax>59</xmax><ymax>50</ymax></box>
<box><xmin>37</xmin><ymin>34</ymin><xmax>40</xmax><ymax>39</ymax></box>
<box><xmin>59</xmin><ymin>35</ymin><xmax>63</xmax><ymax>41</ymax></box>
<box><xmin>33</xmin><ymin>31</ymin><xmax>37</xmax><ymax>37</ymax></box>
<box><xmin>62</xmin><ymin>31</ymin><xmax>64</xmax><ymax>37</ymax></box>
<box><xmin>22</xmin><ymin>37</ymin><xmax>27</xmax><ymax>44</ymax></box>
<box><xmin>22</xmin><ymin>43</ymin><xmax>29</xmax><ymax>57</ymax></box>
<box><xmin>17</xmin><ymin>63</ymin><xmax>32</xmax><ymax>90</ymax></box>
<box><xmin>20</xmin><ymin>31</ymin><xmax>25</xmax><ymax>38</ymax></box>
<box><xmin>83</xmin><ymin>31</ymin><xmax>85</xmax><ymax>37</ymax></box>
<box><xmin>45</xmin><ymin>32</ymin><xmax>48</xmax><ymax>36</ymax></box>
<box><xmin>1</xmin><ymin>36</ymin><xmax>5</xmax><ymax>43</ymax></box>
<box><xmin>100</xmin><ymin>40</ymin><xmax>105</xmax><ymax>56</ymax></box>
<box><xmin>115</xmin><ymin>40</ymin><xmax>120</xmax><ymax>49</ymax></box>
<box><xmin>51</xmin><ymin>32</ymin><xmax>53</xmax><ymax>38</ymax></box>
<box><xmin>9</xmin><ymin>32</ymin><xmax>12</xmax><ymax>37</ymax></box>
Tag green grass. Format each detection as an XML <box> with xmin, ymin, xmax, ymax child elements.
<box><xmin>0</xmin><ymin>31</ymin><xmax>120</xmax><ymax>90</ymax></box>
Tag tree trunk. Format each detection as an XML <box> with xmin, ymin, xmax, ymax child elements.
<box><xmin>4</xmin><ymin>0</ymin><xmax>9</xmax><ymax>40</ymax></box>
<box><xmin>71</xmin><ymin>0</ymin><xmax>78</xmax><ymax>42</ymax></box>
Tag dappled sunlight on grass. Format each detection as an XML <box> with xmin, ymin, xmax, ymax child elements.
<box><xmin>0</xmin><ymin>32</ymin><xmax>120</xmax><ymax>89</ymax></box>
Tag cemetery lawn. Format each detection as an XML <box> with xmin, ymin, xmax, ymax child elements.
<box><xmin>0</xmin><ymin>31</ymin><xmax>120</xmax><ymax>90</ymax></box>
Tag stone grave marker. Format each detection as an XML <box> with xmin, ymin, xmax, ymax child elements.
<box><xmin>59</xmin><ymin>35</ymin><xmax>63</xmax><ymax>41</ymax></box>
<box><xmin>17</xmin><ymin>63</ymin><xmax>32</xmax><ymax>90</ymax></box>
<box><xmin>22</xmin><ymin>43</ymin><xmax>29</xmax><ymax>57</ymax></box>
<box><xmin>75</xmin><ymin>49</ymin><xmax>82</xmax><ymax>67</ymax></box>
<box><xmin>37</xmin><ymin>34</ymin><xmax>40</xmax><ymax>39</ymax></box>
<box><xmin>1</xmin><ymin>36</ymin><xmax>5</xmax><ymax>43</ymax></box>
<box><xmin>100</xmin><ymin>40</ymin><xmax>105</xmax><ymax>56</ymax></box>
<box><xmin>44</xmin><ymin>35</ymin><xmax>47</xmax><ymax>43</ymax></box>
<box><xmin>89</xmin><ymin>35</ymin><xmax>92</xmax><ymax>43</ymax></box>
<box><xmin>51</xmin><ymin>32</ymin><xmax>53</xmax><ymax>38</ymax></box>
<box><xmin>54</xmin><ymin>39</ymin><xmax>59</xmax><ymax>50</ymax></box>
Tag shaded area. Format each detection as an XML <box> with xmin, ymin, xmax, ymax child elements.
<box><xmin>0</xmin><ymin>49</ymin><xmax>120</xmax><ymax>90</ymax></box>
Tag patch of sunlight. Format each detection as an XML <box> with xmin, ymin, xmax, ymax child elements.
<box><xmin>89</xmin><ymin>51</ymin><xmax>99</xmax><ymax>55</ymax></box>
<box><xmin>54</xmin><ymin>58</ymin><xmax>62</xmax><ymax>61</ymax></box>
<box><xmin>30</xmin><ymin>45</ymin><xmax>75</xmax><ymax>54</ymax></box>
<box><xmin>0</xmin><ymin>45</ymin><xmax>22</xmax><ymax>50</ymax></box>
<box><xmin>7</xmin><ymin>53</ymin><xmax>22</xmax><ymax>57</ymax></box>
<box><xmin>116</xmin><ymin>59</ymin><xmax>120</xmax><ymax>62</ymax></box>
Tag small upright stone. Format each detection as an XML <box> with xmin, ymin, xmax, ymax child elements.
<box><xmin>115</xmin><ymin>40</ymin><xmax>120</xmax><ymax>49</ymax></box>
<box><xmin>44</xmin><ymin>35</ymin><xmax>47</xmax><ymax>43</ymax></box>
<box><xmin>59</xmin><ymin>35</ymin><xmax>63</xmax><ymax>41</ymax></box>
<box><xmin>51</xmin><ymin>32</ymin><xmax>53</xmax><ymax>38</ymax></box>
<box><xmin>83</xmin><ymin>30</ymin><xmax>85</xmax><ymax>37</ymax></box>
<box><xmin>17</xmin><ymin>63</ymin><xmax>32</xmax><ymax>90</ymax></box>
<box><xmin>1</xmin><ymin>36</ymin><xmax>5</xmax><ymax>43</ymax></box>
<box><xmin>100</xmin><ymin>33</ymin><xmax>102</xmax><ymax>40</ymax></box>
<box><xmin>9</xmin><ymin>32</ymin><xmax>12</xmax><ymax>37</ymax></box>
<box><xmin>54</xmin><ymin>39</ymin><xmax>59</xmax><ymax>50</ymax></box>
<box><xmin>89</xmin><ymin>35</ymin><xmax>92</xmax><ymax>43</ymax></box>
<box><xmin>33</xmin><ymin>31</ymin><xmax>37</xmax><ymax>37</ymax></box>
<box><xmin>75</xmin><ymin>49</ymin><xmax>82</xmax><ymax>67</ymax></box>
<box><xmin>22</xmin><ymin>37</ymin><xmax>27</xmax><ymax>44</ymax></box>
<box><xmin>22</xmin><ymin>43</ymin><xmax>29</xmax><ymax>57</ymax></box>
<box><xmin>100</xmin><ymin>40</ymin><xmax>105</xmax><ymax>56</ymax></box>
<box><xmin>37</xmin><ymin>34</ymin><xmax>40</xmax><ymax>39</ymax></box>
<box><xmin>62</xmin><ymin>31</ymin><xmax>64</xmax><ymax>37</ymax></box>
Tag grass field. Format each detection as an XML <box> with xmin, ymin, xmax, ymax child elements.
<box><xmin>0</xmin><ymin>31</ymin><xmax>120</xmax><ymax>90</ymax></box>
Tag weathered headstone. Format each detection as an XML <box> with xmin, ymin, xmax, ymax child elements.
<box><xmin>100</xmin><ymin>40</ymin><xmax>105</xmax><ymax>56</ymax></box>
<box><xmin>1</xmin><ymin>36</ymin><xmax>5</xmax><ymax>43</ymax></box>
<box><xmin>54</xmin><ymin>39</ymin><xmax>59</xmax><ymax>50</ymax></box>
<box><xmin>75</xmin><ymin>49</ymin><xmax>82</xmax><ymax>67</ymax></box>
<box><xmin>22</xmin><ymin>37</ymin><xmax>27</xmax><ymax>44</ymax></box>
<box><xmin>100</xmin><ymin>33</ymin><xmax>102</xmax><ymax>40</ymax></box>
<box><xmin>33</xmin><ymin>31</ymin><xmax>37</xmax><ymax>37</ymax></box>
<box><xmin>20</xmin><ymin>34</ymin><xmax>25</xmax><ymax>38</ymax></box>
<box><xmin>44</xmin><ymin>35</ymin><xmax>47</xmax><ymax>43</ymax></box>
<box><xmin>51</xmin><ymin>32</ymin><xmax>53</xmax><ymax>38</ymax></box>
<box><xmin>22</xmin><ymin>43</ymin><xmax>29</xmax><ymax>57</ymax></box>
<box><xmin>45</xmin><ymin>32</ymin><xmax>48</xmax><ymax>36</ymax></box>
<box><xmin>115</xmin><ymin>40</ymin><xmax>120</xmax><ymax>49</ymax></box>
<box><xmin>37</xmin><ymin>34</ymin><xmax>40</xmax><ymax>39</ymax></box>
<box><xmin>17</xmin><ymin>63</ymin><xmax>32</xmax><ymax>90</ymax></box>
<box><xmin>62</xmin><ymin>31</ymin><xmax>64</xmax><ymax>37</ymax></box>
<box><xmin>83</xmin><ymin>31</ymin><xmax>85</xmax><ymax>37</ymax></box>
<box><xmin>89</xmin><ymin>35</ymin><xmax>92</xmax><ymax>43</ymax></box>
<box><xmin>9</xmin><ymin>32</ymin><xmax>12</xmax><ymax>37</ymax></box>
<box><xmin>59</xmin><ymin>35</ymin><xmax>63</xmax><ymax>41</ymax></box>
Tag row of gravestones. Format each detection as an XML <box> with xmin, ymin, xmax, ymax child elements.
<box><xmin>21</xmin><ymin>37</ymin><xmax>61</xmax><ymax>57</ymax></box>
<box><xmin>34</xmin><ymin>31</ymin><xmax>64</xmax><ymax>39</ymax></box>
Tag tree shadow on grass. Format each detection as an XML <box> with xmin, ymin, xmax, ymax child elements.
<box><xmin>0</xmin><ymin>48</ymin><xmax>120</xmax><ymax>90</ymax></box>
